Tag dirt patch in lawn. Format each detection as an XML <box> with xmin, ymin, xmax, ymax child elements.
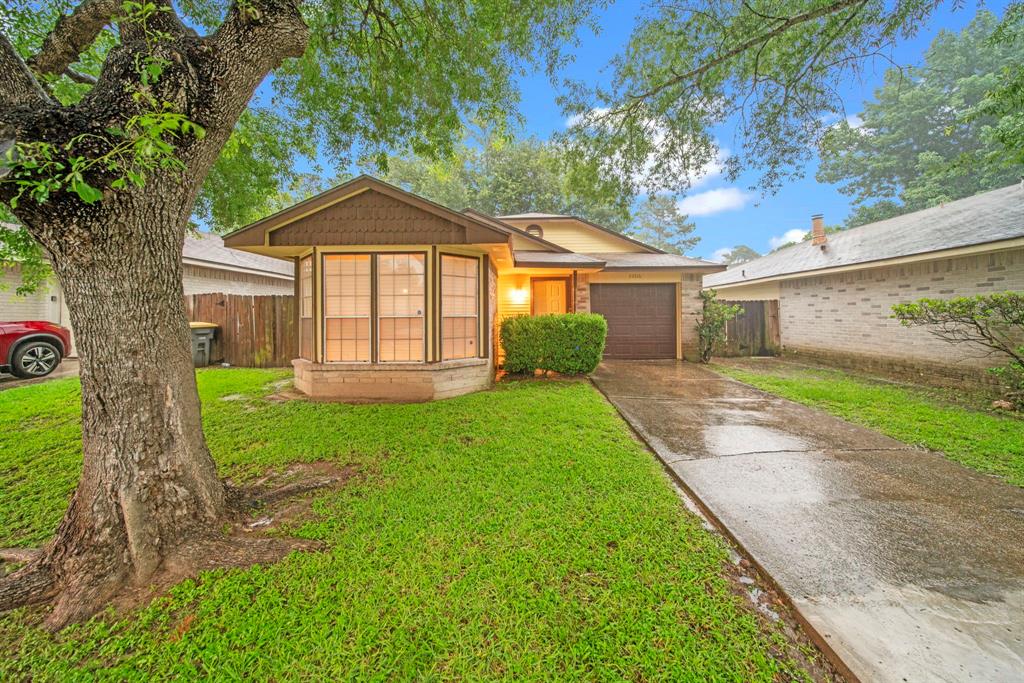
<box><xmin>0</xmin><ymin>462</ymin><xmax>360</xmax><ymax>625</ymax></box>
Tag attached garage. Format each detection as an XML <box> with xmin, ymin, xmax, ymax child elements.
<box><xmin>590</xmin><ymin>283</ymin><xmax>677</xmax><ymax>359</ymax></box>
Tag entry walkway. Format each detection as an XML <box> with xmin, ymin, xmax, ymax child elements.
<box><xmin>592</xmin><ymin>360</ymin><xmax>1024</xmax><ymax>682</ymax></box>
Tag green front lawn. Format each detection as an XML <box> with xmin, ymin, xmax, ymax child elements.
<box><xmin>0</xmin><ymin>370</ymin><xmax>814</xmax><ymax>680</ymax></box>
<box><xmin>713</xmin><ymin>360</ymin><xmax>1024</xmax><ymax>488</ymax></box>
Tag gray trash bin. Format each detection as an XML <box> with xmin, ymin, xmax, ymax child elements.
<box><xmin>189</xmin><ymin>323</ymin><xmax>217</xmax><ymax>367</ymax></box>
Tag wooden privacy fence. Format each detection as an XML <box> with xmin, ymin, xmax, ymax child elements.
<box><xmin>184</xmin><ymin>293</ymin><xmax>296</xmax><ymax>367</ymax></box>
<box><xmin>718</xmin><ymin>300</ymin><xmax>781</xmax><ymax>357</ymax></box>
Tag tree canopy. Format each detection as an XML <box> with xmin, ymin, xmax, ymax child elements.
<box><xmin>560</xmin><ymin>0</ymin><xmax>1024</xmax><ymax>199</ymax></box>
<box><xmin>1</xmin><ymin>0</ymin><xmax>596</xmax><ymax>276</ymax></box>
<box><xmin>817</xmin><ymin>10</ymin><xmax>1024</xmax><ymax>227</ymax></box>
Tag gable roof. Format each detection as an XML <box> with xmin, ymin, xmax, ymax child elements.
<box><xmin>223</xmin><ymin>175</ymin><xmax>511</xmax><ymax>249</ymax></box>
<box><xmin>705</xmin><ymin>184</ymin><xmax>1024</xmax><ymax>288</ymax></box>
<box><xmin>184</xmin><ymin>233</ymin><xmax>293</xmax><ymax>278</ymax></box>
<box><xmin>498</xmin><ymin>213</ymin><xmax>664</xmax><ymax>254</ymax></box>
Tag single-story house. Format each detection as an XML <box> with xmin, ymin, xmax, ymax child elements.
<box><xmin>1</xmin><ymin>230</ymin><xmax>294</xmax><ymax>355</ymax></box>
<box><xmin>223</xmin><ymin>175</ymin><xmax>724</xmax><ymax>401</ymax></box>
<box><xmin>703</xmin><ymin>183</ymin><xmax>1024</xmax><ymax>382</ymax></box>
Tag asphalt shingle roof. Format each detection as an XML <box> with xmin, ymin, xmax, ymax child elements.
<box><xmin>184</xmin><ymin>233</ymin><xmax>293</xmax><ymax>278</ymax></box>
<box><xmin>705</xmin><ymin>184</ymin><xmax>1024</xmax><ymax>287</ymax></box>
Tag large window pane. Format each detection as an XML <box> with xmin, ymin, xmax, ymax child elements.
<box><xmin>441</xmin><ymin>255</ymin><xmax>479</xmax><ymax>360</ymax></box>
<box><xmin>378</xmin><ymin>253</ymin><xmax>425</xmax><ymax>362</ymax></box>
<box><xmin>299</xmin><ymin>255</ymin><xmax>313</xmax><ymax>360</ymax></box>
<box><xmin>323</xmin><ymin>254</ymin><xmax>371</xmax><ymax>362</ymax></box>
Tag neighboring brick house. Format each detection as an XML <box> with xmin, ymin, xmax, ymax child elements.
<box><xmin>703</xmin><ymin>184</ymin><xmax>1024</xmax><ymax>383</ymax></box>
<box><xmin>2</xmin><ymin>230</ymin><xmax>293</xmax><ymax>355</ymax></box>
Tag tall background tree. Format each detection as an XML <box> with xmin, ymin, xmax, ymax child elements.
<box><xmin>0</xmin><ymin>0</ymin><xmax>594</xmax><ymax>628</ymax></box>
<box><xmin>561</xmin><ymin>1</ymin><xmax>1024</xmax><ymax>203</ymax></box>
<box><xmin>380</xmin><ymin>133</ymin><xmax>632</xmax><ymax>229</ymax></box>
<box><xmin>626</xmin><ymin>194</ymin><xmax>698</xmax><ymax>254</ymax></box>
<box><xmin>817</xmin><ymin>11</ymin><xmax>1024</xmax><ymax>227</ymax></box>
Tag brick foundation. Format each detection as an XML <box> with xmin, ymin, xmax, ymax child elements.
<box><xmin>292</xmin><ymin>357</ymin><xmax>493</xmax><ymax>402</ymax></box>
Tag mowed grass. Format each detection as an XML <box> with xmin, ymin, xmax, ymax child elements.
<box><xmin>713</xmin><ymin>361</ymin><xmax>1024</xmax><ymax>488</ymax></box>
<box><xmin>0</xmin><ymin>370</ymin><xmax>811</xmax><ymax>681</ymax></box>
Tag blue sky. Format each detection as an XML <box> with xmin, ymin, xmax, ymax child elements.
<box><xmin>508</xmin><ymin>0</ymin><xmax>1012</xmax><ymax>261</ymax></box>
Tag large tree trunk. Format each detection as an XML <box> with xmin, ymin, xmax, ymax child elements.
<box><xmin>2</xmin><ymin>182</ymin><xmax>228</xmax><ymax>628</ymax></box>
<box><xmin>0</xmin><ymin>0</ymin><xmax>310</xmax><ymax>629</ymax></box>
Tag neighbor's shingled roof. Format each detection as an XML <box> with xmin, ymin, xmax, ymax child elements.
<box><xmin>705</xmin><ymin>184</ymin><xmax>1024</xmax><ymax>287</ymax></box>
<box><xmin>183</xmin><ymin>233</ymin><xmax>294</xmax><ymax>278</ymax></box>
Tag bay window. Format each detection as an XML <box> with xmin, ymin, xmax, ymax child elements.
<box><xmin>317</xmin><ymin>251</ymin><xmax>480</xmax><ymax>364</ymax></box>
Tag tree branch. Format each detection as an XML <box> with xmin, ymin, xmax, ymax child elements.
<box><xmin>27</xmin><ymin>0</ymin><xmax>121</xmax><ymax>78</ymax></box>
<box><xmin>0</xmin><ymin>34</ymin><xmax>53</xmax><ymax>107</ymax></box>
<box><xmin>626</xmin><ymin>0</ymin><xmax>867</xmax><ymax>102</ymax></box>
<box><xmin>64</xmin><ymin>68</ymin><xmax>99</xmax><ymax>85</ymax></box>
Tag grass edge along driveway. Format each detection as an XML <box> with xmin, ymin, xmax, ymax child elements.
<box><xmin>713</xmin><ymin>360</ymin><xmax>1024</xmax><ymax>488</ymax></box>
<box><xmin>0</xmin><ymin>370</ymin><xmax>822</xmax><ymax>681</ymax></box>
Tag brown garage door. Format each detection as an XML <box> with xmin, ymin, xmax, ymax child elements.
<box><xmin>590</xmin><ymin>283</ymin><xmax>677</xmax><ymax>359</ymax></box>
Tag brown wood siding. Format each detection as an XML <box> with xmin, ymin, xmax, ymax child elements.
<box><xmin>268</xmin><ymin>190</ymin><xmax>502</xmax><ymax>247</ymax></box>
<box><xmin>590</xmin><ymin>284</ymin><xmax>677</xmax><ymax>359</ymax></box>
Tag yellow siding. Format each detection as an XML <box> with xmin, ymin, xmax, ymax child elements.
<box><xmin>503</xmin><ymin>218</ymin><xmax>646</xmax><ymax>253</ymax></box>
<box><xmin>706</xmin><ymin>280</ymin><xmax>780</xmax><ymax>301</ymax></box>
<box><xmin>496</xmin><ymin>273</ymin><xmax>532</xmax><ymax>321</ymax></box>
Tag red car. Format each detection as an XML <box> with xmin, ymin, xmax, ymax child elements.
<box><xmin>0</xmin><ymin>321</ymin><xmax>73</xmax><ymax>379</ymax></box>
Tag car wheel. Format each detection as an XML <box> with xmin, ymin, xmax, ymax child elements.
<box><xmin>11</xmin><ymin>341</ymin><xmax>61</xmax><ymax>379</ymax></box>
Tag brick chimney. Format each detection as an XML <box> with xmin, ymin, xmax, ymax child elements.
<box><xmin>811</xmin><ymin>214</ymin><xmax>826</xmax><ymax>246</ymax></box>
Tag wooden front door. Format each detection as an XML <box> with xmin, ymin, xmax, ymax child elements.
<box><xmin>532</xmin><ymin>278</ymin><xmax>570</xmax><ymax>315</ymax></box>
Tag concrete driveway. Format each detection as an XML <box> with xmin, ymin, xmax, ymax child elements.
<box><xmin>0</xmin><ymin>358</ymin><xmax>79</xmax><ymax>391</ymax></box>
<box><xmin>592</xmin><ymin>360</ymin><xmax>1024</xmax><ymax>683</ymax></box>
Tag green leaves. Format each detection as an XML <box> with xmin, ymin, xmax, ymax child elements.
<box><xmin>697</xmin><ymin>289</ymin><xmax>743</xmax><ymax>363</ymax></box>
<box><xmin>817</xmin><ymin>11</ymin><xmax>1024</xmax><ymax>227</ymax></box>
<box><xmin>500</xmin><ymin>313</ymin><xmax>608</xmax><ymax>374</ymax></box>
<box><xmin>627</xmin><ymin>194</ymin><xmax>698</xmax><ymax>254</ymax></box>
<box><xmin>381</xmin><ymin>132</ymin><xmax>632</xmax><ymax>230</ymax></box>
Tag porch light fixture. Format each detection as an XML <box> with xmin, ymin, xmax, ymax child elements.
<box><xmin>508</xmin><ymin>287</ymin><xmax>529</xmax><ymax>306</ymax></box>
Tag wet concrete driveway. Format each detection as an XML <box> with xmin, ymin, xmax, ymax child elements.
<box><xmin>592</xmin><ymin>360</ymin><xmax>1024</xmax><ymax>682</ymax></box>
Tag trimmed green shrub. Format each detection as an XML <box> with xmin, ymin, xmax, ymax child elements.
<box><xmin>500</xmin><ymin>313</ymin><xmax>607</xmax><ymax>375</ymax></box>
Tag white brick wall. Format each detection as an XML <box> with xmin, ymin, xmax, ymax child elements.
<box><xmin>182</xmin><ymin>264</ymin><xmax>293</xmax><ymax>296</ymax></box>
<box><xmin>780</xmin><ymin>247</ymin><xmax>1024</xmax><ymax>369</ymax></box>
<box><xmin>1</xmin><ymin>266</ymin><xmax>60</xmax><ymax>322</ymax></box>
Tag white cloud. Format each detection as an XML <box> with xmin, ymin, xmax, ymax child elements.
<box><xmin>768</xmin><ymin>228</ymin><xmax>808</xmax><ymax>250</ymax></box>
<box><xmin>845</xmin><ymin>115</ymin><xmax>864</xmax><ymax>129</ymax></box>
<box><xmin>564</xmin><ymin>107</ymin><xmax>610</xmax><ymax>129</ymax></box>
<box><xmin>677</xmin><ymin>188</ymin><xmax>749</xmax><ymax>217</ymax></box>
<box><xmin>709</xmin><ymin>247</ymin><xmax>732</xmax><ymax>263</ymax></box>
